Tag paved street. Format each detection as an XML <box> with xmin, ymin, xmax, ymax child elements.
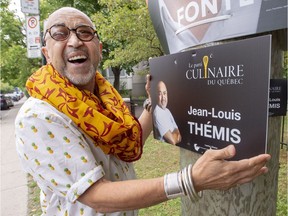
<box><xmin>1</xmin><ymin>97</ymin><xmax>27</xmax><ymax>216</ymax></box>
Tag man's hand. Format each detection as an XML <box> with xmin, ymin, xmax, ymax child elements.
<box><xmin>191</xmin><ymin>145</ymin><xmax>271</xmax><ymax>192</ymax></box>
<box><xmin>145</xmin><ymin>74</ymin><xmax>151</xmax><ymax>101</ymax></box>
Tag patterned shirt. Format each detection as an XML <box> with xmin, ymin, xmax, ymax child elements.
<box><xmin>15</xmin><ymin>97</ymin><xmax>138</xmax><ymax>216</ymax></box>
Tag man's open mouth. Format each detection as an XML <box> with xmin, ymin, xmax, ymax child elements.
<box><xmin>68</xmin><ymin>55</ymin><xmax>87</xmax><ymax>64</ymax></box>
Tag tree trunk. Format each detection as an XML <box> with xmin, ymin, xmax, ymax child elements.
<box><xmin>181</xmin><ymin>30</ymin><xmax>286</xmax><ymax>216</ymax></box>
<box><xmin>112</xmin><ymin>66</ymin><xmax>121</xmax><ymax>91</ymax></box>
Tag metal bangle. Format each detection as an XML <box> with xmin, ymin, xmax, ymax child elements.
<box><xmin>164</xmin><ymin>172</ymin><xmax>186</xmax><ymax>199</ymax></box>
<box><xmin>143</xmin><ymin>99</ymin><xmax>152</xmax><ymax>112</ymax></box>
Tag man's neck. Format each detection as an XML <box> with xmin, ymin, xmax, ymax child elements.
<box><xmin>77</xmin><ymin>79</ymin><xmax>96</xmax><ymax>93</ymax></box>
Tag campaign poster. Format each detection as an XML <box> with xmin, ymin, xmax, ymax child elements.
<box><xmin>150</xmin><ymin>35</ymin><xmax>271</xmax><ymax>160</ymax></box>
<box><xmin>269</xmin><ymin>79</ymin><xmax>287</xmax><ymax>117</ymax></box>
<box><xmin>148</xmin><ymin>0</ymin><xmax>287</xmax><ymax>54</ymax></box>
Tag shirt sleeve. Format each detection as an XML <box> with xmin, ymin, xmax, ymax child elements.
<box><xmin>15</xmin><ymin>101</ymin><xmax>105</xmax><ymax>203</ymax></box>
<box><xmin>153</xmin><ymin>107</ymin><xmax>177</xmax><ymax>137</ymax></box>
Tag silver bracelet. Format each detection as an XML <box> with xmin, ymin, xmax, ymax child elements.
<box><xmin>182</xmin><ymin>165</ymin><xmax>203</xmax><ymax>202</ymax></box>
<box><xmin>163</xmin><ymin>165</ymin><xmax>203</xmax><ymax>201</ymax></box>
<box><xmin>164</xmin><ymin>172</ymin><xmax>186</xmax><ymax>199</ymax></box>
<box><xmin>143</xmin><ymin>99</ymin><xmax>152</xmax><ymax>112</ymax></box>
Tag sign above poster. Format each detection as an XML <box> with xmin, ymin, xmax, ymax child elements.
<box><xmin>21</xmin><ymin>0</ymin><xmax>39</xmax><ymax>14</ymax></box>
<box><xmin>148</xmin><ymin>0</ymin><xmax>287</xmax><ymax>54</ymax></box>
<box><xmin>149</xmin><ymin>35</ymin><xmax>271</xmax><ymax>160</ymax></box>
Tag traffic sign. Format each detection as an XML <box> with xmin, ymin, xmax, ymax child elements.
<box><xmin>21</xmin><ymin>0</ymin><xmax>39</xmax><ymax>14</ymax></box>
<box><xmin>26</xmin><ymin>15</ymin><xmax>41</xmax><ymax>58</ymax></box>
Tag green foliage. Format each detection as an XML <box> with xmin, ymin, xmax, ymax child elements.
<box><xmin>276</xmin><ymin>148</ymin><xmax>287</xmax><ymax>216</ymax></box>
<box><xmin>0</xmin><ymin>80</ymin><xmax>14</xmax><ymax>93</ymax></box>
<box><xmin>0</xmin><ymin>0</ymin><xmax>25</xmax><ymax>49</ymax></box>
<box><xmin>40</xmin><ymin>0</ymin><xmax>101</xmax><ymax>21</ymax></box>
<box><xmin>93</xmin><ymin>0</ymin><xmax>163</xmax><ymax>71</ymax></box>
<box><xmin>1</xmin><ymin>45</ymin><xmax>41</xmax><ymax>87</ymax></box>
<box><xmin>0</xmin><ymin>0</ymin><xmax>41</xmax><ymax>89</ymax></box>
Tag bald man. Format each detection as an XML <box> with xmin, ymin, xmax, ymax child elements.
<box><xmin>153</xmin><ymin>81</ymin><xmax>181</xmax><ymax>145</ymax></box>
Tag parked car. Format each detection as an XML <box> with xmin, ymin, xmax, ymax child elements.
<box><xmin>0</xmin><ymin>94</ymin><xmax>14</xmax><ymax>110</ymax></box>
<box><xmin>5</xmin><ymin>93</ymin><xmax>19</xmax><ymax>102</ymax></box>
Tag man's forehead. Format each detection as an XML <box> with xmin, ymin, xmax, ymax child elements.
<box><xmin>158</xmin><ymin>82</ymin><xmax>167</xmax><ymax>90</ymax></box>
<box><xmin>46</xmin><ymin>7</ymin><xmax>94</xmax><ymax>29</ymax></box>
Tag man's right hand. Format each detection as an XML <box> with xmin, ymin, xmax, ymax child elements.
<box><xmin>191</xmin><ymin>145</ymin><xmax>271</xmax><ymax>192</ymax></box>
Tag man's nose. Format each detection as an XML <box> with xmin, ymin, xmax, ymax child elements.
<box><xmin>67</xmin><ymin>31</ymin><xmax>84</xmax><ymax>47</ymax></box>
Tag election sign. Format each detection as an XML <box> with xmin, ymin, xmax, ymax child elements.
<box><xmin>26</xmin><ymin>15</ymin><xmax>41</xmax><ymax>58</ymax></box>
<box><xmin>150</xmin><ymin>35</ymin><xmax>271</xmax><ymax>160</ymax></box>
<box><xmin>269</xmin><ymin>79</ymin><xmax>287</xmax><ymax>117</ymax></box>
<box><xmin>148</xmin><ymin>0</ymin><xmax>287</xmax><ymax>54</ymax></box>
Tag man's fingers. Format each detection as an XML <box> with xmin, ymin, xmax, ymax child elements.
<box><xmin>220</xmin><ymin>154</ymin><xmax>270</xmax><ymax>189</ymax></box>
<box><xmin>237</xmin><ymin>154</ymin><xmax>270</xmax><ymax>173</ymax></box>
<box><xmin>249</xmin><ymin>154</ymin><xmax>271</xmax><ymax>167</ymax></box>
<box><xmin>235</xmin><ymin>167</ymin><xmax>269</xmax><ymax>186</ymax></box>
<box><xmin>146</xmin><ymin>74</ymin><xmax>151</xmax><ymax>82</ymax></box>
<box><xmin>229</xmin><ymin>154</ymin><xmax>270</xmax><ymax>186</ymax></box>
<box><xmin>207</xmin><ymin>145</ymin><xmax>236</xmax><ymax>160</ymax></box>
<box><xmin>145</xmin><ymin>74</ymin><xmax>151</xmax><ymax>97</ymax></box>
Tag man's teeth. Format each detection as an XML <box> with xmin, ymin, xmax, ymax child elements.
<box><xmin>68</xmin><ymin>55</ymin><xmax>87</xmax><ymax>61</ymax></box>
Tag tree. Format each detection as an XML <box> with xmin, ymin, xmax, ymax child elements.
<box><xmin>93</xmin><ymin>0</ymin><xmax>163</xmax><ymax>90</ymax></box>
<box><xmin>40</xmin><ymin>0</ymin><xmax>101</xmax><ymax>20</ymax></box>
<box><xmin>0</xmin><ymin>0</ymin><xmax>41</xmax><ymax>89</ymax></box>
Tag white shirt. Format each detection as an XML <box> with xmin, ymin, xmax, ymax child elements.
<box><xmin>153</xmin><ymin>105</ymin><xmax>178</xmax><ymax>141</ymax></box>
<box><xmin>15</xmin><ymin>97</ymin><xmax>138</xmax><ymax>216</ymax></box>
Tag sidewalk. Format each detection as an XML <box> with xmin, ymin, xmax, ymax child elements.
<box><xmin>1</xmin><ymin>97</ymin><xmax>27</xmax><ymax>216</ymax></box>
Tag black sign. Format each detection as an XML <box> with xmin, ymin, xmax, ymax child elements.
<box><xmin>150</xmin><ymin>35</ymin><xmax>271</xmax><ymax>160</ymax></box>
<box><xmin>269</xmin><ymin>79</ymin><xmax>287</xmax><ymax>117</ymax></box>
<box><xmin>148</xmin><ymin>0</ymin><xmax>287</xmax><ymax>54</ymax></box>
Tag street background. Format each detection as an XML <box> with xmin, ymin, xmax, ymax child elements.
<box><xmin>1</xmin><ymin>97</ymin><xmax>27</xmax><ymax>216</ymax></box>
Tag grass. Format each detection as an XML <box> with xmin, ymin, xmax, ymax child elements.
<box><xmin>134</xmin><ymin>137</ymin><xmax>181</xmax><ymax>216</ymax></box>
<box><xmin>27</xmin><ymin>130</ymin><xmax>287</xmax><ymax>216</ymax></box>
<box><xmin>277</xmin><ymin>148</ymin><xmax>287</xmax><ymax>216</ymax></box>
<box><xmin>27</xmin><ymin>174</ymin><xmax>42</xmax><ymax>216</ymax></box>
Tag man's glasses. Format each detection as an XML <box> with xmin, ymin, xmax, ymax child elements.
<box><xmin>44</xmin><ymin>24</ymin><xmax>99</xmax><ymax>42</ymax></box>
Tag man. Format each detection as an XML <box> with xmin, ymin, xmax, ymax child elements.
<box><xmin>153</xmin><ymin>81</ymin><xmax>181</xmax><ymax>145</ymax></box>
<box><xmin>15</xmin><ymin>7</ymin><xmax>270</xmax><ymax>216</ymax></box>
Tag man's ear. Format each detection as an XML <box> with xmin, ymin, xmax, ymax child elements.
<box><xmin>99</xmin><ymin>42</ymin><xmax>103</xmax><ymax>62</ymax></box>
<box><xmin>41</xmin><ymin>47</ymin><xmax>50</xmax><ymax>63</ymax></box>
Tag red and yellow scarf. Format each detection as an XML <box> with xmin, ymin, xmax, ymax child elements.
<box><xmin>26</xmin><ymin>64</ymin><xmax>143</xmax><ymax>162</ymax></box>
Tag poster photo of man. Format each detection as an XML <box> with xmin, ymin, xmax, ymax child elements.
<box><xmin>153</xmin><ymin>81</ymin><xmax>182</xmax><ymax>145</ymax></box>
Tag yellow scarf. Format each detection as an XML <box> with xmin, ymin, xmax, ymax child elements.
<box><xmin>26</xmin><ymin>64</ymin><xmax>143</xmax><ymax>162</ymax></box>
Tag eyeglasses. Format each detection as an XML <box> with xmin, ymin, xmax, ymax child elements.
<box><xmin>44</xmin><ymin>24</ymin><xmax>99</xmax><ymax>42</ymax></box>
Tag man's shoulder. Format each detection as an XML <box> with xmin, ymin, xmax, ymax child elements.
<box><xmin>154</xmin><ymin>105</ymin><xmax>171</xmax><ymax>115</ymax></box>
<box><xmin>19</xmin><ymin>97</ymin><xmax>53</xmax><ymax>113</ymax></box>
<box><xmin>17</xmin><ymin>97</ymin><xmax>64</xmax><ymax>121</ymax></box>
<box><xmin>154</xmin><ymin>105</ymin><xmax>164</xmax><ymax>113</ymax></box>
